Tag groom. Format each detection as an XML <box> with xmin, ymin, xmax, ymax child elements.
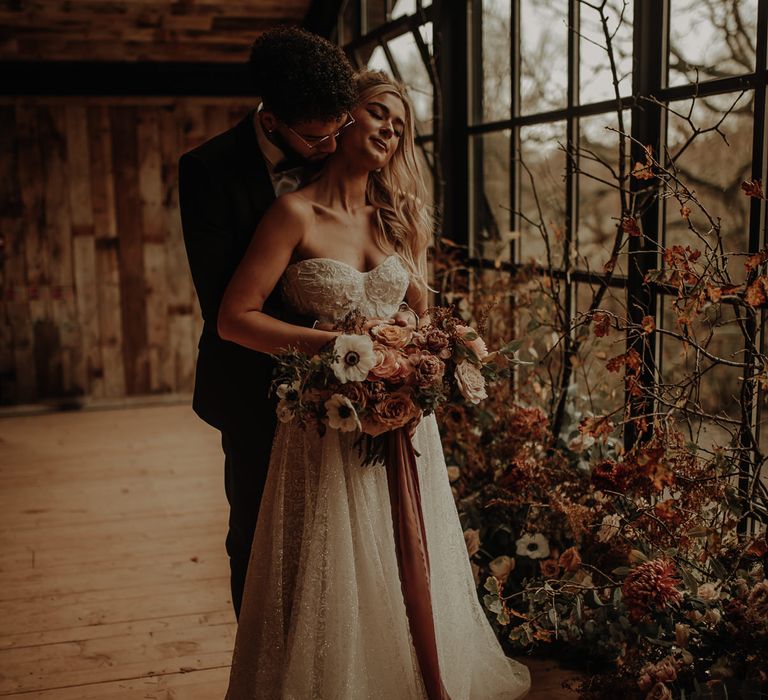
<box><xmin>178</xmin><ymin>27</ymin><xmax>356</xmax><ymax>619</ymax></box>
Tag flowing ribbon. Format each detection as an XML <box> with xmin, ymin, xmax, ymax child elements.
<box><xmin>385</xmin><ymin>428</ymin><xmax>452</xmax><ymax>700</ymax></box>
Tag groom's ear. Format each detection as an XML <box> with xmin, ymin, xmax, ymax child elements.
<box><xmin>260</xmin><ymin>109</ymin><xmax>278</xmax><ymax>134</ymax></box>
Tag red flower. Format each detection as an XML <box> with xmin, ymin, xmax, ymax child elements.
<box><xmin>741</xmin><ymin>178</ymin><xmax>764</xmax><ymax>199</ymax></box>
<box><xmin>622</xmin><ymin>558</ymin><xmax>683</xmax><ymax>621</ymax></box>
<box><xmin>592</xmin><ymin>311</ymin><xmax>611</xmax><ymax>337</ymax></box>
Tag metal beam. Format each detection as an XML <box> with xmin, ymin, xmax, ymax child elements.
<box><xmin>434</xmin><ymin>0</ymin><xmax>468</xmax><ymax>247</ymax></box>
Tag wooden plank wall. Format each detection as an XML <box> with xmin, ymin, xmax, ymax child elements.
<box><xmin>0</xmin><ymin>1</ymin><xmax>310</xmax><ymax>62</ymax></box>
<box><xmin>0</xmin><ymin>97</ymin><xmax>254</xmax><ymax>405</ymax></box>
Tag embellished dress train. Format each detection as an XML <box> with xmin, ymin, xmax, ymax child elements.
<box><xmin>226</xmin><ymin>255</ymin><xmax>531</xmax><ymax>699</ymax></box>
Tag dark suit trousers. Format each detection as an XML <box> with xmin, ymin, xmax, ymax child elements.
<box><xmin>221</xmin><ymin>407</ymin><xmax>277</xmax><ymax>619</ymax></box>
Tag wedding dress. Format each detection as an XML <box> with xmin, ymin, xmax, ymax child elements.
<box><xmin>226</xmin><ymin>254</ymin><xmax>531</xmax><ymax>699</ymax></box>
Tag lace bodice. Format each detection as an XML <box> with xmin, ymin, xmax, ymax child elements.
<box><xmin>280</xmin><ymin>255</ymin><xmax>410</xmax><ymax>324</ymax></box>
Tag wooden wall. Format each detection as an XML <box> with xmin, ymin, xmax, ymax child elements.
<box><xmin>0</xmin><ymin>97</ymin><xmax>253</xmax><ymax>406</ymax></box>
<box><xmin>0</xmin><ymin>2</ymin><xmax>310</xmax><ymax>62</ymax></box>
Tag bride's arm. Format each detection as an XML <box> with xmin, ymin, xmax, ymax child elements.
<box><xmin>218</xmin><ymin>196</ymin><xmax>338</xmax><ymax>354</ymax></box>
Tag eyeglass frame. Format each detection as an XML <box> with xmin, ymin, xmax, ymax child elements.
<box><xmin>282</xmin><ymin>112</ymin><xmax>356</xmax><ymax>151</ymax></box>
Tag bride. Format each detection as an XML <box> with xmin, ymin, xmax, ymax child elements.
<box><xmin>218</xmin><ymin>70</ymin><xmax>531</xmax><ymax>699</ymax></box>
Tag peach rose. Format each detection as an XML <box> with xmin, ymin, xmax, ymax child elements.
<box><xmin>368</xmin><ymin>344</ymin><xmax>413</xmax><ymax>383</ymax></box>
<box><xmin>559</xmin><ymin>546</ymin><xmax>582</xmax><ymax>572</ymax></box>
<box><xmin>370</xmin><ymin>323</ymin><xmax>412</xmax><ymax>349</ymax></box>
<box><xmin>455</xmin><ymin>360</ymin><xmax>488</xmax><ymax>404</ymax></box>
<box><xmin>456</xmin><ymin>324</ymin><xmax>488</xmax><ymax>360</ymax></box>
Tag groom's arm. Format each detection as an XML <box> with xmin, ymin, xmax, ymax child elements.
<box><xmin>178</xmin><ymin>152</ymin><xmax>234</xmax><ymax>328</ymax></box>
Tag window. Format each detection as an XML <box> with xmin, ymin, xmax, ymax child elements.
<box><xmin>339</xmin><ymin>0</ymin><xmax>436</xmax><ymax>204</ymax></box>
<box><xmin>465</xmin><ymin>0</ymin><xmax>767</xmax><ymax>527</ymax></box>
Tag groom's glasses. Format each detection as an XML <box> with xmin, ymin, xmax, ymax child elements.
<box><xmin>284</xmin><ymin>112</ymin><xmax>356</xmax><ymax>151</ymax></box>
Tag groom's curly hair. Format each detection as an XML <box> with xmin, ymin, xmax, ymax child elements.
<box><xmin>249</xmin><ymin>27</ymin><xmax>356</xmax><ymax>125</ymax></box>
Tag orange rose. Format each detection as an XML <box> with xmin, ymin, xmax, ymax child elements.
<box><xmin>339</xmin><ymin>382</ymin><xmax>370</xmax><ymax>409</ymax></box>
<box><xmin>371</xmin><ymin>392</ymin><xmax>421</xmax><ymax>430</ymax></box>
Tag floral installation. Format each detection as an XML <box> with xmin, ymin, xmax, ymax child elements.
<box><xmin>271</xmin><ymin>307</ymin><xmax>523</xmax><ymax>465</ymax></box>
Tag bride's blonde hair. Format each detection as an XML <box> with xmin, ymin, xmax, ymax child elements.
<box><xmin>355</xmin><ymin>70</ymin><xmax>433</xmax><ymax>300</ymax></box>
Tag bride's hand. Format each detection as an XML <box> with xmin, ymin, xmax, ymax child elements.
<box><xmin>390</xmin><ymin>303</ymin><xmax>419</xmax><ymax>330</ymax></box>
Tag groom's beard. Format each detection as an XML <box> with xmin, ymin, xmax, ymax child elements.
<box><xmin>270</xmin><ymin>130</ymin><xmax>327</xmax><ymax>165</ymax></box>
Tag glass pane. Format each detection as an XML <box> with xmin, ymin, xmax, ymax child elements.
<box><xmin>577</xmin><ymin>110</ymin><xmax>631</xmax><ymax>276</ymax></box>
<box><xmin>520</xmin><ymin>0</ymin><xmax>568</xmax><ymax>114</ymax></box>
<box><xmin>470</xmin><ymin>131</ymin><xmax>510</xmax><ymax>260</ymax></box>
<box><xmin>419</xmin><ymin>22</ymin><xmax>434</xmax><ymax>55</ymax></box>
<box><xmin>473</xmin><ymin>0</ymin><xmax>512</xmax><ymax>123</ymax></box>
<box><xmin>579</xmin><ymin>0</ymin><xmax>634</xmax><ymax>104</ymax></box>
<box><xmin>392</xmin><ymin>0</ymin><xmax>416</xmax><ymax>19</ymax></box>
<box><xmin>387</xmin><ymin>32</ymin><xmax>433</xmax><ymax>134</ymax></box>
<box><xmin>573</xmin><ymin>283</ymin><xmax>627</xmax><ymax>419</ymax></box>
<box><xmin>515</xmin><ymin>279</ymin><xmax>565</xmax><ymax>410</ymax></box>
<box><xmin>664</xmin><ymin>92</ymin><xmax>753</xmax><ymax>283</ymax></box>
<box><xmin>519</xmin><ymin>121</ymin><xmax>567</xmax><ymax>268</ymax></box>
<box><xmin>669</xmin><ymin>0</ymin><xmax>758</xmax><ymax>87</ymax></box>
<box><xmin>659</xmin><ymin>295</ymin><xmax>743</xmax><ymax>452</ymax></box>
<box><xmin>366</xmin><ymin>44</ymin><xmax>394</xmax><ymax>74</ymax></box>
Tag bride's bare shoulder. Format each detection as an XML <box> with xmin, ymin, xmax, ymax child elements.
<box><xmin>268</xmin><ymin>191</ymin><xmax>316</xmax><ymax>223</ymax></box>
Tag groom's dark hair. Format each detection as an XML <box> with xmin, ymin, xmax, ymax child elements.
<box><xmin>249</xmin><ymin>27</ymin><xmax>356</xmax><ymax>126</ymax></box>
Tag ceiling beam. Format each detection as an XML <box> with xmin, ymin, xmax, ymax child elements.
<box><xmin>1</xmin><ymin>61</ymin><xmax>254</xmax><ymax>96</ymax></box>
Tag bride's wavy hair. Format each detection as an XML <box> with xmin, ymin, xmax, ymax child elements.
<box><xmin>355</xmin><ymin>70</ymin><xmax>433</xmax><ymax>300</ymax></box>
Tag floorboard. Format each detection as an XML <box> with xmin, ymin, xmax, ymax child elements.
<box><xmin>0</xmin><ymin>404</ymin><xmax>582</xmax><ymax>698</ymax></box>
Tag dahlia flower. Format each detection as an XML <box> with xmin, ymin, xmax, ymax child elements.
<box><xmin>622</xmin><ymin>558</ymin><xmax>683</xmax><ymax>621</ymax></box>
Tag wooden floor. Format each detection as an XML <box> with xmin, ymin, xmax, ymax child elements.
<box><xmin>0</xmin><ymin>404</ymin><xmax>581</xmax><ymax>698</ymax></box>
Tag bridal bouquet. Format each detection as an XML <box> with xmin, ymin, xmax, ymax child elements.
<box><xmin>272</xmin><ymin>307</ymin><xmax>522</xmax><ymax>465</ymax></box>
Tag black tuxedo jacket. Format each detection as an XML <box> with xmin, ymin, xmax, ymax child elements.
<box><xmin>179</xmin><ymin>111</ymin><xmax>285</xmax><ymax>431</ymax></box>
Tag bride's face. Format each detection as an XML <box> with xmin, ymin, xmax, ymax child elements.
<box><xmin>340</xmin><ymin>91</ymin><xmax>406</xmax><ymax>170</ymax></box>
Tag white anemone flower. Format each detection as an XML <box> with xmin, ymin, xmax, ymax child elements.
<box><xmin>276</xmin><ymin>380</ymin><xmax>301</xmax><ymax>402</ymax></box>
<box><xmin>331</xmin><ymin>334</ymin><xmax>376</xmax><ymax>384</ymax></box>
<box><xmin>325</xmin><ymin>394</ymin><xmax>361</xmax><ymax>432</ymax></box>
<box><xmin>515</xmin><ymin>532</ymin><xmax>550</xmax><ymax>560</ymax></box>
<box><xmin>276</xmin><ymin>399</ymin><xmax>295</xmax><ymax>424</ymax></box>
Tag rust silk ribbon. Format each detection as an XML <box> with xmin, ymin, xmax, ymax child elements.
<box><xmin>385</xmin><ymin>428</ymin><xmax>452</xmax><ymax>700</ymax></box>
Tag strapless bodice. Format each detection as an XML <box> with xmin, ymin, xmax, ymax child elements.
<box><xmin>280</xmin><ymin>255</ymin><xmax>410</xmax><ymax>324</ymax></box>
